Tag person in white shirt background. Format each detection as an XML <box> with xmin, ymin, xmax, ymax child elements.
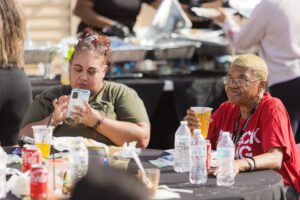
<box><xmin>212</xmin><ymin>0</ymin><xmax>300</xmax><ymax>143</ymax></box>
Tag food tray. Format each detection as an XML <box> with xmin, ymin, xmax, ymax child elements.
<box><xmin>111</xmin><ymin>47</ymin><xmax>148</xmax><ymax>63</ymax></box>
<box><xmin>24</xmin><ymin>46</ymin><xmax>59</xmax><ymax>64</ymax></box>
<box><xmin>150</xmin><ymin>40</ymin><xmax>201</xmax><ymax>60</ymax></box>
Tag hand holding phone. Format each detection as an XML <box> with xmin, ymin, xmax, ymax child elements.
<box><xmin>65</xmin><ymin>88</ymin><xmax>90</xmax><ymax>125</ymax></box>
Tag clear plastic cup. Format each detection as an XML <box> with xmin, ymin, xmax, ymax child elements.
<box><xmin>138</xmin><ymin>168</ymin><xmax>160</xmax><ymax>197</ymax></box>
<box><xmin>190</xmin><ymin>107</ymin><xmax>213</xmax><ymax>138</ymax></box>
<box><xmin>44</xmin><ymin>157</ymin><xmax>69</xmax><ymax>194</ymax></box>
<box><xmin>32</xmin><ymin>125</ymin><xmax>54</xmax><ymax>158</ymax></box>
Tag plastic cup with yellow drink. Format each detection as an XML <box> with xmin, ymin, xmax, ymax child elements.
<box><xmin>32</xmin><ymin>125</ymin><xmax>54</xmax><ymax>158</ymax></box>
<box><xmin>190</xmin><ymin>107</ymin><xmax>212</xmax><ymax>138</ymax></box>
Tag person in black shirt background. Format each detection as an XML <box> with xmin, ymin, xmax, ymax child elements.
<box><xmin>73</xmin><ymin>0</ymin><xmax>222</xmax><ymax>38</ymax></box>
<box><xmin>73</xmin><ymin>0</ymin><xmax>161</xmax><ymax>38</ymax></box>
<box><xmin>0</xmin><ymin>0</ymin><xmax>32</xmax><ymax>146</ymax></box>
<box><xmin>180</xmin><ymin>0</ymin><xmax>227</xmax><ymax>29</ymax></box>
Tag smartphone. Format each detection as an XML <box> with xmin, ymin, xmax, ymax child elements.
<box><xmin>65</xmin><ymin>88</ymin><xmax>90</xmax><ymax>125</ymax></box>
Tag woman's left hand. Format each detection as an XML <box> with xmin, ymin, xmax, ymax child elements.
<box><xmin>210</xmin><ymin>160</ymin><xmax>242</xmax><ymax>177</ymax></box>
<box><xmin>71</xmin><ymin>101</ymin><xmax>101</xmax><ymax>128</ymax></box>
<box><xmin>232</xmin><ymin>159</ymin><xmax>243</xmax><ymax>176</ymax></box>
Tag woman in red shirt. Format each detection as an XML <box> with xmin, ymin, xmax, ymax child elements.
<box><xmin>185</xmin><ymin>54</ymin><xmax>300</xmax><ymax>199</ymax></box>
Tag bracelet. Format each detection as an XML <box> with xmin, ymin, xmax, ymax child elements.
<box><xmin>50</xmin><ymin>116</ymin><xmax>63</xmax><ymax>127</ymax></box>
<box><xmin>248</xmin><ymin>157</ymin><xmax>256</xmax><ymax>171</ymax></box>
<box><xmin>92</xmin><ymin>115</ymin><xmax>104</xmax><ymax>130</ymax></box>
<box><xmin>245</xmin><ymin>158</ymin><xmax>254</xmax><ymax>171</ymax></box>
<box><xmin>50</xmin><ymin>116</ymin><xmax>59</xmax><ymax>126</ymax></box>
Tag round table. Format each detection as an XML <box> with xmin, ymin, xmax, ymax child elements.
<box><xmin>128</xmin><ymin>149</ymin><xmax>286</xmax><ymax>200</ymax></box>
<box><xmin>4</xmin><ymin>147</ymin><xmax>285</xmax><ymax>200</ymax></box>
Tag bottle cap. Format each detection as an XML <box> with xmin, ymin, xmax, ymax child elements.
<box><xmin>180</xmin><ymin>121</ymin><xmax>188</xmax><ymax>125</ymax></box>
<box><xmin>222</xmin><ymin>131</ymin><xmax>230</xmax><ymax>136</ymax></box>
<box><xmin>193</xmin><ymin>129</ymin><xmax>202</xmax><ymax>136</ymax></box>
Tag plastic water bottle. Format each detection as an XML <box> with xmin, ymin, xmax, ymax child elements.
<box><xmin>174</xmin><ymin>121</ymin><xmax>191</xmax><ymax>172</ymax></box>
<box><xmin>70</xmin><ymin>137</ymin><xmax>89</xmax><ymax>185</ymax></box>
<box><xmin>216</xmin><ymin>132</ymin><xmax>235</xmax><ymax>186</ymax></box>
<box><xmin>189</xmin><ymin>129</ymin><xmax>207</xmax><ymax>184</ymax></box>
<box><xmin>0</xmin><ymin>146</ymin><xmax>7</xmax><ymax>198</ymax></box>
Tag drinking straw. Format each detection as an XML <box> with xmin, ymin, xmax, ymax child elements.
<box><xmin>52</xmin><ymin>137</ymin><xmax>56</xmax><ymax>191</ymax></box>
<box><xmin>47</xmin><ymin>112</ymin><xmax>56</xmax><ymax>191</ymax></box>
<box><xmin>131</xmin><ymin>149</ymin><xmax>145</xmax><ymax>174</ymax></box>
<box><xmin>47</xmin><ymin>113</ymin><xmax>53</xmax><ymax>128</ymax></box>
<box><xmin>131</xmin><ymin>149</ymin><xmax>152</xmax><ymax>188</ymax></box>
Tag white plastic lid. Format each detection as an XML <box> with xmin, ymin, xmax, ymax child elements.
<box><xmin>180</xmin><ymin>121</ymin><xmax>188</xmax><ymax>125</ymax></box>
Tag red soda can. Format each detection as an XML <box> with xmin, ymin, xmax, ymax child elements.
<box><xmin>22</xmin><ymin>144</ymin><xmax>42</xmax><ymax>172</ymax></box>
<box><xmin>30</xmin><ymin>164</ymin><xmax>48</xmax><ymax>200</ymax></box>
<box><xmin>206</xmin><ymin>140</ymin><xmax>211</xmax><ymax>170</ymax></box>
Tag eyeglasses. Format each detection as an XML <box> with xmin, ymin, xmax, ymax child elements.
<box><xmin>223</xmin><ymin>76</ymin><xmax>261</xmax><ymax>87</ymax></box>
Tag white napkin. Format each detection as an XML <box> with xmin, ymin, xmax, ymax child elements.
<box><xmin>152</xmin><ymin>189</ymin><xmax>181</xmax><ymax>199</ymax></box>
<box><xmin>6</xmin><ymin>168</ymin><xmax>30</xmax><ymax>198</ymax></box>
<box><xmin>7</xmin><ymin>154</ymin><xmax>22</xmax><ymax>165</ymax></box>
<box><xmin>113</xmin><ymin>141</ymin><xmax>141</xmax><ymax>158</ymax></box>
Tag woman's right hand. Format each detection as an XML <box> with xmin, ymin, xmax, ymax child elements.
<box><xmin>184</xmin><ymin>109</ymin><xmax>200</xmax><ymax>130</ymax></box>
<box><xmin>52</xmin><ymin>95</ymin><xmax>70</xmax><ymax>124</ymax></box>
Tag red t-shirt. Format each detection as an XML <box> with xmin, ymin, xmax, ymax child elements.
<box><xmin>208</xmin><ymin>92</ymin><xmax>300</xmax><ymax>192</ymax></box>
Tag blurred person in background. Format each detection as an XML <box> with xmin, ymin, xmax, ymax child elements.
<box><xmin>71</xmin><ymin>166</ymin><xmax>149</xmax><ymax>200</ymax></box>
<box><xmin>73</xmin><ymin>0</ymin><xmax>214</xmax><ymax>38</ymax></box>
<box><xmin>212</xmin><ymin>0</ymin><xmax>300</xmax><ymax>143</ymax></box>
<box><xmin>185</xmin><ymin>54</ymin><xmax>300</xmax><ymax>199</ymax></box>
<box><xmin>0</xmin><ymin>0</ymin><xmax>32</xmax><ymax>146</ymax></box>
<box><xmin>19</xmin><ymin>29</ymin><xmax>150</xmax><ymax>148</ymax></box>
<box><xmin>73</xmin><ymin>0</ymin><xmax>162</xmax><ymax>38</ymax></box>
<box><xmin>180</xmin><ymin>0</ymin><xmax>225</xmax><ymax>29</ymax></box>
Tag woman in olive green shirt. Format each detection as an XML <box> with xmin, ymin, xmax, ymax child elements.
<box><xmin>19</xmin><ymin>29</ymin><xmax>150</xmax><ymax>148</ymax></box>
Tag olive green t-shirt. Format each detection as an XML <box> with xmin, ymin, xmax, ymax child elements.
<box><xmin>22</xmin><ymin>81</ymin><xmax>150</xmax><ymax>145</ymax></box>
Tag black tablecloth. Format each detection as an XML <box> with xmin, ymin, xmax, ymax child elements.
<box><xmin>4</xmin><ymin>148</ymin><xmax>285</xmax><ymax>200</ymax></box>
<box><xmin>128</xmin><ymin>149</ymin><xmax>286</xmax><ymax>200</ymax></box>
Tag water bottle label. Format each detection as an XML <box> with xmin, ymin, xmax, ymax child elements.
<box><xmin>191</xmin><ymin>146</ymin><xmax>206</xmax><ymax>157</ymax></box>
<box><xmin>217</xmin><ymin>148</ymin><xmax>234</xmax><ymax>159</ymax></box>
<box><xmin>191</xmin><ymin>146</ymin><xmax>206</xmax><ymax>159</ymax></box>
<box><xmin>176</xmin><ymin>138</ymin><xmax>190</xmax><ymax>146</ymax></box>
<box><xmin>201</xmin><ymin>146</ymin><xmax>206</xmax><ymax>156</ymax></box>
